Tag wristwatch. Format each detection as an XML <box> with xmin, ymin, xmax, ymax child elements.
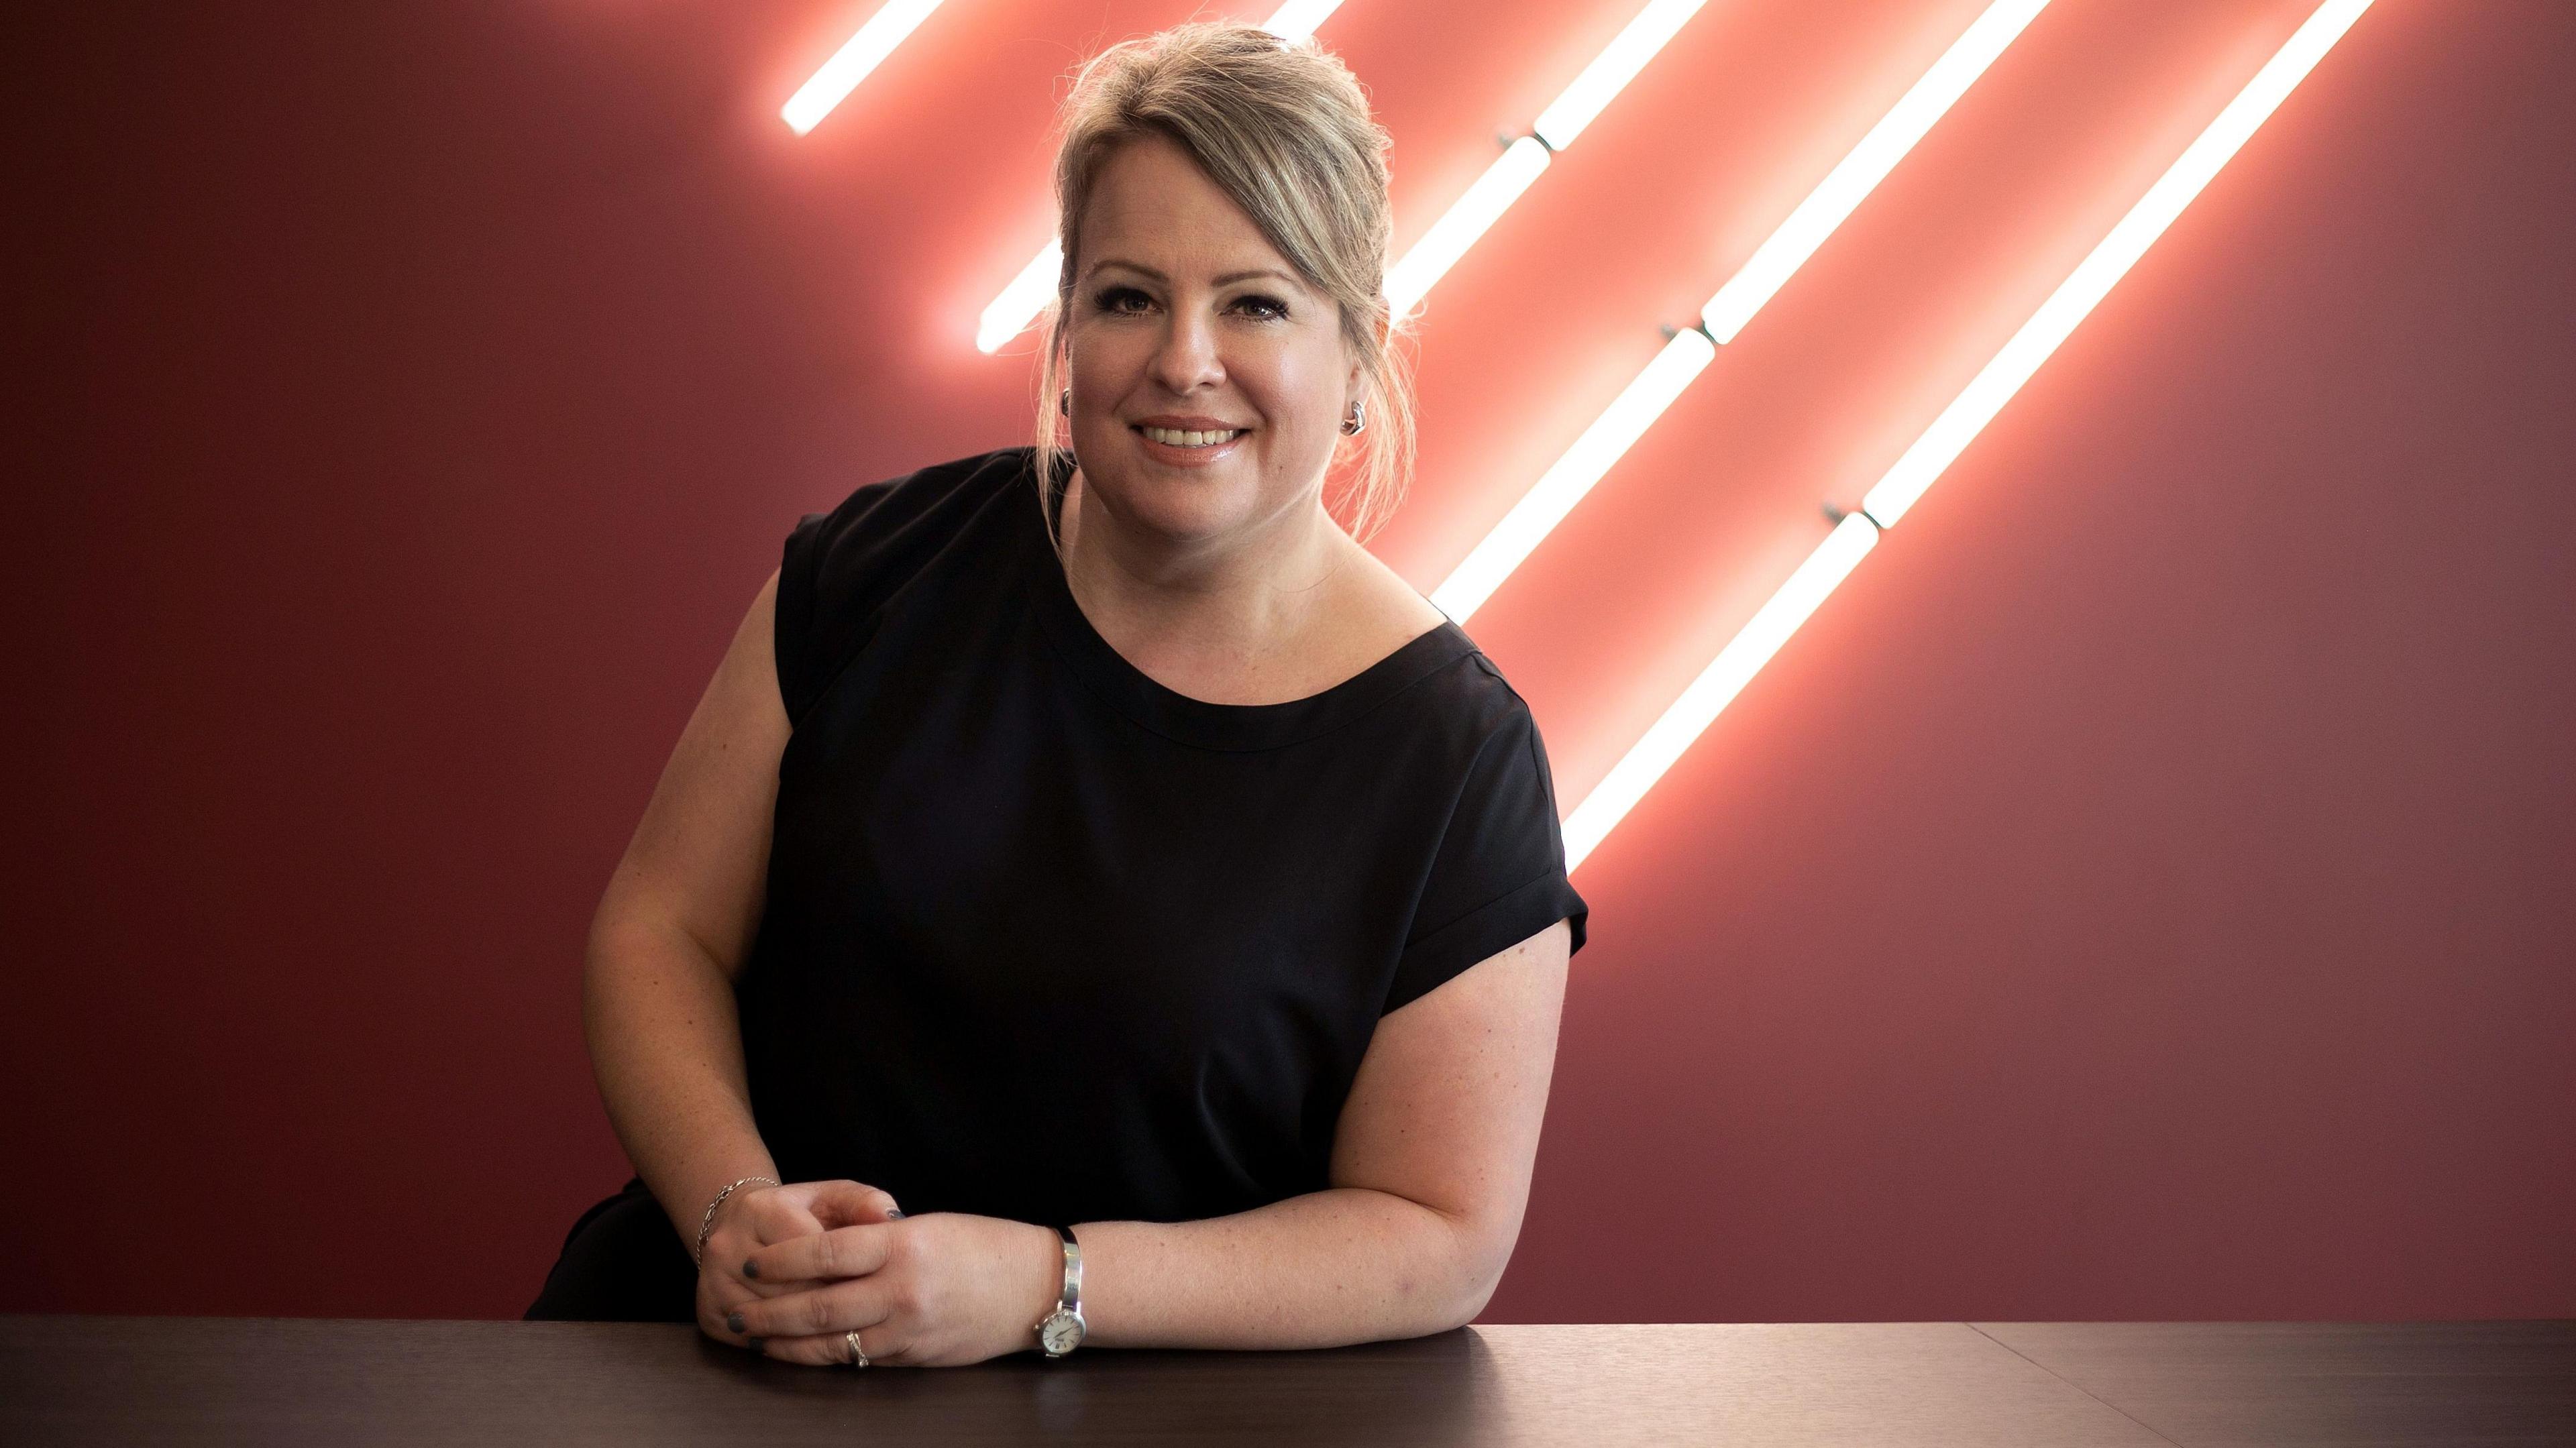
<box><xmin>1033</xmin><ymin>1224</ymin><xmax>1085</xmax><ymax>1357</ymax></box>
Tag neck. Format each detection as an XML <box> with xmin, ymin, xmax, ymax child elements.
<box><xmin>1056</xmin><ymin>467</ymin><xmax>1348</xmax><ymax>681</ymax></box>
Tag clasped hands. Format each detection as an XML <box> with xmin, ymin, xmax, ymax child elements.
<box><xmin>695</xmin><ymin>1179</ymin><xmax>1065</xmax><ymax>1367</ymax></box>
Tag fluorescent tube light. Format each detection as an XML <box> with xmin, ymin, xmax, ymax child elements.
<box><xmin>1261</xmin><ymin>0</ymin><xmax>1346</xmax><ymax>43</ymax></box>
<box><xmin>1432</xmin><ymin>327</ymin><xmax>1715</xmax><ymax>620</ymax></box>
<box><xmin>1532</xmin><ymin>0</ymin><xmax>1711</xmax><ymax>150</ymax></box>
<box><xmin>1391</xmin><ymin>0</ymin><xmax>1710</xmax><ymax>320</ymax></box>
<box><xmin>1863</xmin><ymin>0</ymin><xmax>2373</xmax><ymax>528</ymax></box>
<box><xmin>1565</xmin><ymin>0</ymin><xmax>2374</xmax><ymax>871</ymax></box>
<box><xmin>1562</xmin><ymin>513</ymin><xmax>1880</xmax><ymax>870</ymax></box>
<box><xmin>1430</xmin><ymin>0</ymin><xmax>2049</xmax><ymax>617</ymax></box>
<box><xmin>979</xmin><ymin>241</ymin><xmax>1061</xmax><ymax>356</ymax></box>
<box><xmin>1387</xmin><ymin>137</ymin><xmax>1552</xmax><ymax>317</ymax></box>
<box><xmin>1702</xmin><ymin>0</ymin><xmax>2053</xmax><ymax>343</ymax></box>
<box><xmin>782</xmin><ymin>0</ymin><xmax>950</xmax><ymax>135</ymax></box>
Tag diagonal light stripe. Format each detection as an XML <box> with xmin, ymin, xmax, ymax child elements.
<box><xmin>1260</xmin><ymin>0</ymin><xmax>1348</xmax><ymax>41</ymax></box>
<box><xmin>1389</xmin><ymin>0</ymin><xmax>1708</xmax><ymax>319</ymax></box>
<box><xmin>1386</xmin><ymin>137</ymin><xmax>1554</xmax><ymax>320</ymax></box>
<box><xmin>1434</xmin><ymin>0</ymin><xmax>2051</xmax><ymax>622</ymax></box>
<box><xmin>1862</xmin><ymin>0</ymin><xmax>2375</xmax><ymax>528</ymax></box>
<box><xmin>1702</xmin><ymin>0</ymin><xmax>2051</xmax><ymax>342</ymax></box>
<box><xmin>1562</xmin><ymin>0</ymin><xmax>2375</xmax><ymax>873</ymax></box>
<box><xmin>1563</xmin><ymin>514</ymin><xmax>1878</xmax><ymax>869</ymax></box>
<box><xmin>973</xmin><ymin>1</ymin><xmax>1346</xmax><ymax>353</ymax></box>
<box><xmin>1432</xmin><ymin>328</ymin><xmax>1715</xmax><ymax>620</ymax></box>
<box><xmin>782</xmin><ymin>0</ymin><xmax>951</xmax><ymax>135</ymax></box>
<box><xmin>981</xmin><ymin>241</ymin><xmax>1064</xmax><ymax>355</ymax></box>
<box><xmin>1533</xmin><ymin>0</ymin><xmax>1711</xmax><ymax>150</ymax></box>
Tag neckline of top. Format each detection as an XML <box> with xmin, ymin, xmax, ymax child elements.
<box><xmin>1012</xmin><ymin>447</ymin><xmax>1478</xmax><ymax>753</ymax></box>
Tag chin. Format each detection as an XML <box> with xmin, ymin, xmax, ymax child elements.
<box><xmin>1115</xmin><ymin>478</ymin><xmax>1253</xmax><ymax>545</ymax></box>
<box><xmin>1086</xmin><ymin>455</ymin><xmax>1266</xmax><ymax>543</ymax></box>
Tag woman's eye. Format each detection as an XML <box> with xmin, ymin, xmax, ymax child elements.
<box><xmin>1090</xmin><ymin>286</ymin><xmax>1285</xmax><ymax>320</ymax></box>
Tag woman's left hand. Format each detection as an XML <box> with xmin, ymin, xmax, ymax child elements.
<box><xmin>721</xmin><ymin>1187</ymin><xmax>1065</xmax><ymax>1367</ymax></box>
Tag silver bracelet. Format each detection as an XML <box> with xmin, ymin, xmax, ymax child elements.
<box><xmin>694</xmin><ymin>1176</ymin><xmax>780</xmax><ymax>1266</ymax></box>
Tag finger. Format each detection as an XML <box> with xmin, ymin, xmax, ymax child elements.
<box><xmin>700</xmin><ymin>1202</ymin><xmax>824</xmax><ymax>1292</ymax></box>
<box><xmin>730</xmin><ymin>1273</ymin><xmax>895</xmax><ymax>1341</ymax></box>
<box><xmin>749</xmin><ymin>1190</ymin><xmax>830</xmax><ymax>1247</ymax></box>
<box><xmin>743</xmin><ymin>1221</ymin><xmax>896</xmax><ymax>1286</ymax></box>
<box><xmin>706</xmin><ymin>1224</ymin><xmax>816</xmax><ymax>1290</ymax></box>
<box><xmin>720</xmin><ymin>1264</ymin><xmax>826</xmax><ymax>1306</ymax></box>
<box><xmin>808</xmin><ymin>1180</ymin><xmax>904</xmax><ymax>1230</ymax></box>
<box><xmin>763</xmin><ymin>1322</ymin><xmax>912</xmax><ymax>1368</ymax></box>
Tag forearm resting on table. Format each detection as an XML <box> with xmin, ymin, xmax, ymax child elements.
<box><xmin>1071</xmin><ymin>1185</ymin><xmax>1497</xmax><ymax>1351</ymax></box>
<box><xmin>584</xmin><ymin>919</ymin><xmax>780</xmax><ymax>1248</ymax></box>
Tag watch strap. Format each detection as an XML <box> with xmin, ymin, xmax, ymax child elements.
<box><xmin>1055</xmin><ymin>1224</ymin><xmax>1082</xmax><ymax>1314</ymax></box>
<box><xmin>1034</xmin><ymin>1224</ymin><xmax>1085</xmax><ymax>1357</ymax></box>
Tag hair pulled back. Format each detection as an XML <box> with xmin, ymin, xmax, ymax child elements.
<box><xmin>1030</xmin><ymin>21</ymin><xmax>1417</xmax><ymax>545</ymax></box>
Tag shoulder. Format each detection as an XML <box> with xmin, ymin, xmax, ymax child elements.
<box><xmin>1338</xmin><ymin>535</ymin><xmax>1451</xmax><ymax>651</ymax></box>
<box><xmin>1309</xmin><ymin>535</ymin><xmax>1538</xmax><ymax>759</ymax></box>
<box><xmin>1337</xmin><ymin>571</ymin><xmax>1548</xmax><ymax>796</ymax></box>
<box><xmin>785</xmin><ymin>445</ymin><xmax>1036</xmax><ymax>627</ymax></box>
<box><xmin>773</xmin><ymin>445</ymin><xmax>1038</xmax><ymax>724</ymax></box>
<box><xmin>1410</xmin><ymin>646</ymin><xmax>1546</xmax><ymax>766</ymax></box>
<box><xmin>1334</xmin><ymin>543</ymin><xmax>1519</xmax><ymax>738</ymax></box>
<box><xmin>791</xmin><ymin>445</ymin><xmax>1035</xmax><ymax>564</ymax></box>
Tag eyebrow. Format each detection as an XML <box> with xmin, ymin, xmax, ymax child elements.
<box><xmin>1083</xmin><ymin>259</ymin><xmax>1303</xmax><ymax>290</ymax></box>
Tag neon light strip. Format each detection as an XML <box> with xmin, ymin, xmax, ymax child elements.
<box><xmin>973</xmin><ymin>1</ymin><xmax>1346</xmax><ymax>353</ymax></box>
<box><xmin>1384</xmin><ymin>137</ymin><xmax>1554</xmax><ymax>319</ymax></box>
<box><xmin>1433</xmin><ymin>0</ymin><xmax>2052</xmax><ymax>620</ymax></box>
<box><xmin>980</xmin><ymin>242</ymin><xmax>1064</xmax><ymax>355</ymax></box>
<box><xmin>1562</xmin><ymin>515</ymin><xmax>1877</xmax><ymax>868</ymax></box>
<box><xmin>1562</xmin><ymin>0</ymin><xmax>2373</xmax><ymax>872</ymax></box>
<box><xmin>1388</xmin><ymin>0</ymin><xmax>1708</xmax><ymax>318</ymax></box>
<box><xmin>1701</xmin><ymin>0</ymin><xmax>2051</xmax><ymax>342</ymax></box>
<box><xmin>1862</xmin><ymin>0</ymin><xmax>2374</xmax><ymax>527</ymax></box>
<box><xmin>1432</xmin><ymin>327</ymin><xmax>1715</xmax><ymax>619</ymax></box>
<box><xmin>1533</xmin><ymin>0</ymin><xmax>1711</xmax><ymax>151</ymax></box>
<box><xmin>1260</xmin><ymin>0</ymin><xmax>1348</xmax><ymax>40</ymax></box>
<box><xmin>782</xmin><ymin>0</ymin><xmax>951</xmax><ymax>136</ymax></box>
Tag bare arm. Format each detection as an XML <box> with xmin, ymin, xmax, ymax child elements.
<box><xmin>1069</xmin><ymin>917</ymin><xmax>1573</xmax><ymax>1348</ymax></box>
<box><xmin>583</xmin><ymin>567</ymin><xmax>794</xmax><ymax>1246</ymax></box>
<box><xmin>724</xmin><ymin>882</ymin><xmax>1574</xmax><ymax>1363</ymax></box>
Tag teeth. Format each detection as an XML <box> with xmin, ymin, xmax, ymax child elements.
<box><xmin>1141</xmin><ymin>426</ymin><xmax>1244</xmax><ymax>447</ymax></box>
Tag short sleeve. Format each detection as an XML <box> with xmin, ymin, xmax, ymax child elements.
<box><xmin>1383</xmin><ymin>701</ymin><xmax>1590</xmax><ymax>1015</ymax></box>
<box><xmin>771</xmin><ymin>449</ymin><xmax>1022</xmax><ymax>729</ymax></box>
<box><xmin>773</xmin><ymin>508</ymin><xmax>832</xmax><ymax>725</ymax></box>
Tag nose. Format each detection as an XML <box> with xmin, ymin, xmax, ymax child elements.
<box><xmin>1147</xmin><ymin>298</ymin><xmax>1225</xmax><ymax>396</ymax></box>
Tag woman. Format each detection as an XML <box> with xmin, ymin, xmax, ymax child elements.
<box><xmin>526</xmin><ymin>21</ymin><xmax>1587</xmax><ymax>1368</ymax></box>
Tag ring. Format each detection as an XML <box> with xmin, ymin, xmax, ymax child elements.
<box><xmin>845</xmin><ymin>1329</ymin><xmax>869</xmax><ymax>1369</ymax></box>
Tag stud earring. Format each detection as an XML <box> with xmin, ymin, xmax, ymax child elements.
<box><xmin>1340</xmin><ymin>398</ymin><xmax>1366</xmax><ymax>437</ymax></box>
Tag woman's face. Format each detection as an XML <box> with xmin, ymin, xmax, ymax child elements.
<box><xmin>1063</xmin><ymin>132</ymin><xmax>1358</xmax><ymax>551</ymax></box>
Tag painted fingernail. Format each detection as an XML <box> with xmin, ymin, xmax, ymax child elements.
<box><xmin>727</xmin><ymin>1311</ymin><xmax>745</xmax><ymax>1334</ymax></box>
<box><xmin>742</xmin><ymin>1260</ymin><xmax>760</xmax><ymax>1279</ymax></box>
<box><xmin>747</xmin><ymin>1337</ymin><xmax>766</xmax><ymax>1353</ymax></box>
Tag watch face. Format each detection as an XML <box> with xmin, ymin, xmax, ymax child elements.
<box><xmin>1039</xmin><ymin>1311</ymin><xmax>1084</xmax><ymax>1355</ymax></box>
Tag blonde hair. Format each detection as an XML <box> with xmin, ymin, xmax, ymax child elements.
<box><xmin>1030</xmin><ymin>20</ymin><xmax>1417</xmax><ymax>547</ymax></box>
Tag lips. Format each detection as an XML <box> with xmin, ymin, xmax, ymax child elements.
<box><xmin>1130</xmin><ymin>423</ymin><xmax>1249</xmax><ymax>465</ymax></box>
<box><xmin>1135</xmin><ymin>424</ymin><xmax>1246</xmax><ymax>447</ymax></box>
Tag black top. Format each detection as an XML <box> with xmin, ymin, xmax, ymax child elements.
<box><xmin>735</xmin><ymin>445</ymin><xmax>1587</xmax><ymax>1230</ymax></box>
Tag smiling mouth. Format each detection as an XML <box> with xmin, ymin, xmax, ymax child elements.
<box><xmin>1134</xmin><ymin>425</ymin><xmax>1248</xmax><ymax>448</ymax></box>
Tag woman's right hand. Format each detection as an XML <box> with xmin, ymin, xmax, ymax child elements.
<box><xmin>695</xmin><ymin>1179</ymin><xmax>903</xmax><ymax>1352</ymax></box>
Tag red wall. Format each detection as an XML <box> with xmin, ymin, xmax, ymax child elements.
<box><xmin>9</xmin><ymin>1</ymin><xmax>2570</xmax><ymax>1321</ymax></box>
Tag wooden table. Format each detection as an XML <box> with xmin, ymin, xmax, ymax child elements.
<box><xmin>4</xmin><ymin>1317</ymin><xmax>2569</xmax><ymax>1445</ymax></box>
